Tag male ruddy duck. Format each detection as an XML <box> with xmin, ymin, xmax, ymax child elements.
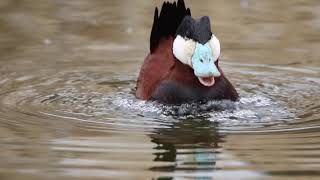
<box><xmin>136</xmin><ymin>0</ymin><xmax>238</xmax><ymax>104</ymax></box>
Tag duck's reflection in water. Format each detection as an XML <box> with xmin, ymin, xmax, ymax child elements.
<box><xmin>150</xmin><ymin>118</ymin><xmax>224</xmax><ymax>180</ymax></box>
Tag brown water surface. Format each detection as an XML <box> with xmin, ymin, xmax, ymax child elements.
<box><xmin>0</xmin><ymin>0</ymin><xmax>320</xmax><ymax>179</ymax></box>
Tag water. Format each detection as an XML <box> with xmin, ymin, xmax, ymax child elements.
<box><xmin>1</xmin><ymin>0</ymin><xmax>320</xmax><ymax>179</ymax></box>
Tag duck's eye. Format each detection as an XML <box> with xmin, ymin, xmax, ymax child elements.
<box><xmin>185</xmin><ymin>30</ymin><xmax>193</xmax><ymax>39</ymax></box>
<box><xmin>173</xmin><ymin>35</ymin><xmax>196</xmax><ymax>66</ymax></box>
<box><xmin>208</xmin><ymin>34</ymin><xmax>221</xmax><ymax>62</ymax></box>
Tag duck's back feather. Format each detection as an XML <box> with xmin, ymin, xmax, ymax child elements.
<box><xmin>136</xmin><ymin>38</ymin><xmax>175</xmax><ymax>100</ymax></box>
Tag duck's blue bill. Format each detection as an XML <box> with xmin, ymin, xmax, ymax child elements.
<box><xmin>191</xmin><ymin>43</ymin><xmax>221</xmax><ymax>77</ymax></box>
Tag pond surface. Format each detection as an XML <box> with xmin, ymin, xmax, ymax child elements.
<box><xmin>1</xmin><ymin>0</ymin><xmax>320</xmax><ymax>179</ymax></box>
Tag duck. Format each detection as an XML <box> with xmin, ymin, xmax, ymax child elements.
<box><xmin>136</xmin><ymin>0</ymin><xmax>238</xmax><ymax>104</ymax></box>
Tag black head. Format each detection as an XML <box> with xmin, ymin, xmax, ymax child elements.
<box><xmin>175</xmin><ymin>16</ymin><xmax>213</xmax><ymax>44</ymax></box>
<box><xmin>172</xmin><ymin>15</ymin><xmax>221</xmax><ymax>87</ymax></box>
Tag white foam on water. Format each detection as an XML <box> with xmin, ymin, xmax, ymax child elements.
<box><xmin>110</xmin><ymin>92</ymin><xmax>294</xmax><ymax>128</ymax></box>
<box><xmin>112</xmin><ymin>97</ymin><xmax>161</xmax><ymax>114</ymax></box>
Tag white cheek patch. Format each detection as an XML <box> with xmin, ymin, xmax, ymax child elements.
<box><xmin>208</xmin><ymin>34</ymin><xmax>221</xmax><ymax>61</ymax></box>
<box><xmin>173</xmin><ymin>35</ymin><xmax>196</xmax><ymax>67</ymax></box>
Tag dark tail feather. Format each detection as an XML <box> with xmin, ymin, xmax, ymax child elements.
<box><xmin>150</xmin><ymin>0</ymin><xmax>191</xmax><ymax>53</ymax></box>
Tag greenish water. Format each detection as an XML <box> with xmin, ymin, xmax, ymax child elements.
<box><xmin>0</xmin><ymin>0</ymin><xmax>320</xmax><ymax>179</ymax></box>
